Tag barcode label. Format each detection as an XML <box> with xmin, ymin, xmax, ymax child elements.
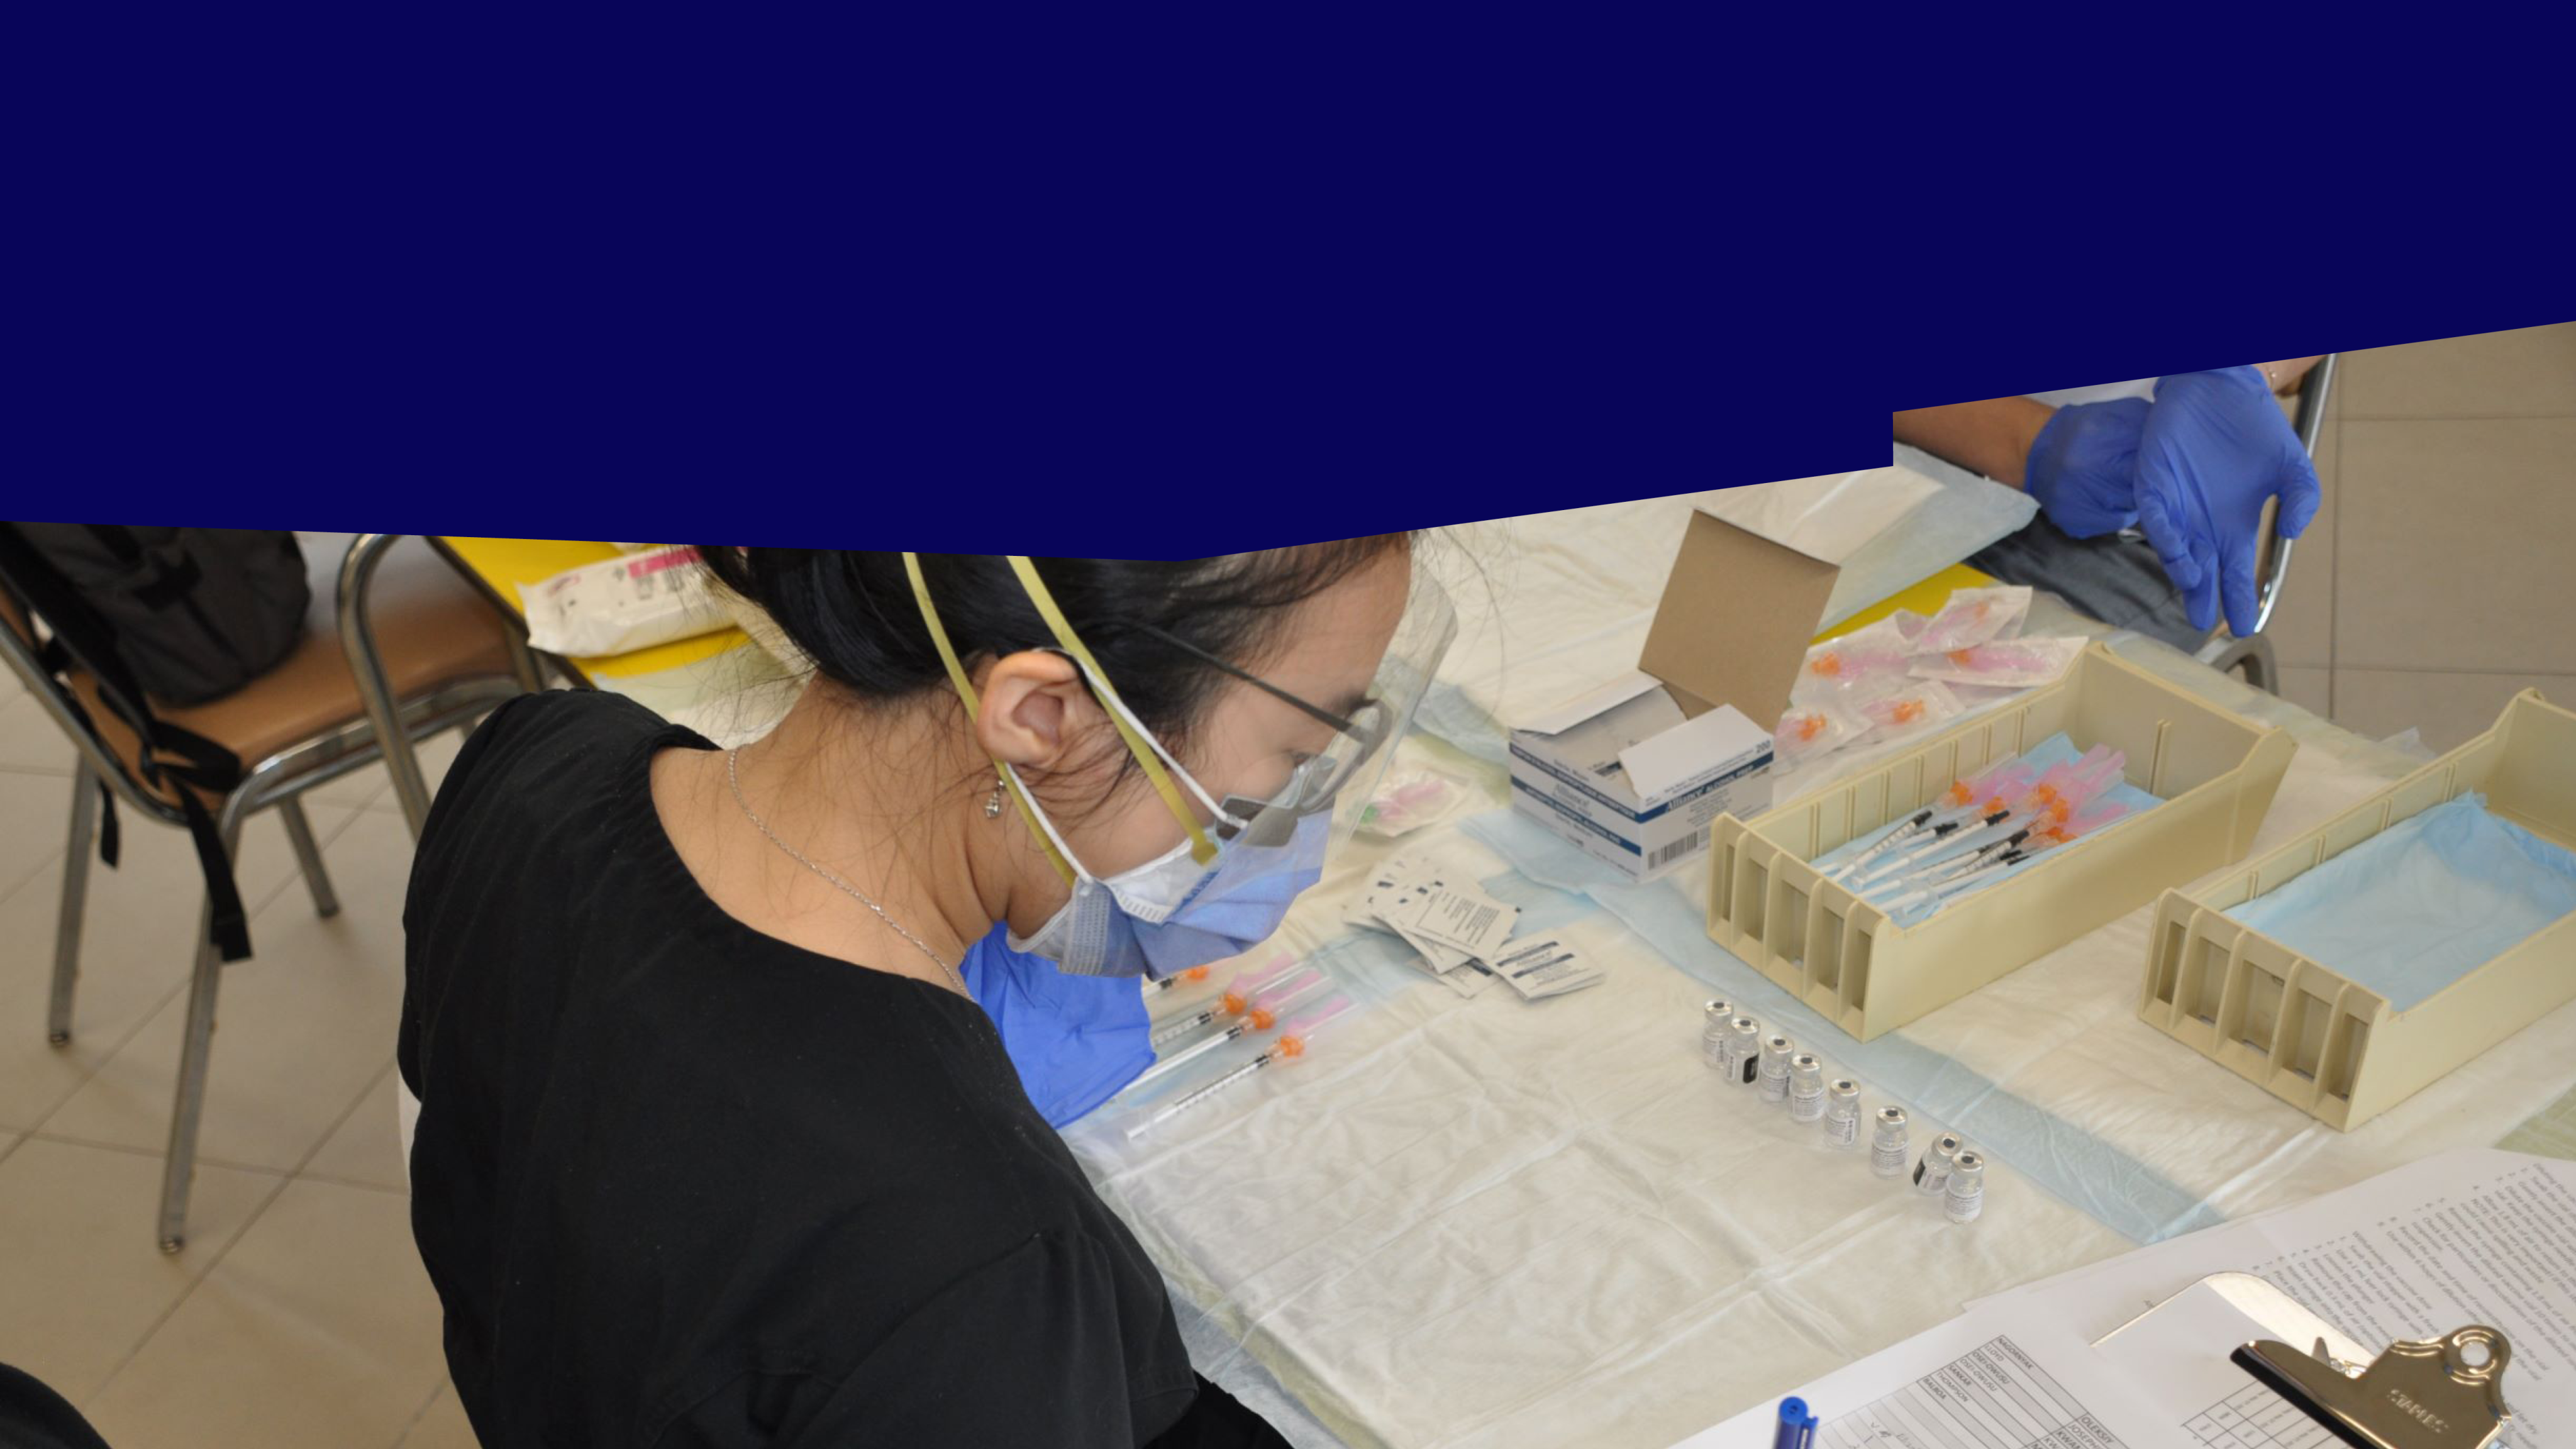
<box><xmin>1648</xmin><ymin>830</ymin><xmax>1711</xmax><ymax>869</ymax></box>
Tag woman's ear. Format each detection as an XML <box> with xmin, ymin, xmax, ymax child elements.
<box><xmin>976</xmin><ymin>650</ymin><xmax>1090</xmax><ymax>770</ymax></box>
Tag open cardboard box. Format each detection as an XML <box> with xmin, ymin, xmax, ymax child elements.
<box><xmin>1506</xmin><ymin>505</ymin><xmax>1845</xmax><ymax>880</ymax></box>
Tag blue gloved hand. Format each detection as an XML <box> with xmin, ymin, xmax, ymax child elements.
<box><xmin>2135</xmin><ymin>367</ymin><xmax>2321</xmax><ymax>638</ymax></box>
<box><xmin>958</xmin><ymin>924</ymin><xmax>1153</xmax><ymax>1127</ymax></box>
<box><xmin>2024</xmin><ymin>397</ymin><xmax>2151</xmax><ymax>538</ymax></box>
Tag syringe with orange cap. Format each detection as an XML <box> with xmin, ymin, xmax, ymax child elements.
<box><xmin>1125</xmin><ymin>995</ymin><xmax>1356</xmax><ymax>1139</ymax></box>
<box><xmin>1826</xmin><ymin>757</ymin><xmax>2038</xmax><ymax>882</ymax></box>
<box><xmin>1145</xmin><ymin>965</ymin><xmax>1214</xmax><ymax>995</ymax></box>
<box><xmin>1860</xmin><ymin>748</ymin><xmax>2124</xmax><ymax>886</ymax></box>
<box><xmin>1129</xmin><ymin>966</ymin><xmax>1330</xmax><ymax>1089</ymax></box>
<box><xmin>1148</xmin><ymin>953</ymin><xmax>1300</xmax><ymax>1048</ymax></box>
<box><xmin>1875</xmin><ymin>799</ymin><xmax>2133</xmax><ymax>914</ymax></box>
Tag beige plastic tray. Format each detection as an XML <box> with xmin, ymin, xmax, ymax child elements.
<box><xmin>1707</xmin><ymin>644</ymin><xmax>2294</xmax><ymax>1042</ymax></box>
<box><xmin>2138</xmin><ymin>690</ymin><xmax>2576</xmax><ymax>1130</ymax></box>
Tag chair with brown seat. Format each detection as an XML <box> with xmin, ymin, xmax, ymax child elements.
<box><xmin>0</xmin><ymin>531</ymin><xmax>526</xmax><ymax>1251</ymax></box>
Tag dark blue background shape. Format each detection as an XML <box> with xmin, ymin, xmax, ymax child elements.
<box><xmin>14</xmin><ymin>12</ymin><xmax>2574</xmax><ymax>554</ymax></box>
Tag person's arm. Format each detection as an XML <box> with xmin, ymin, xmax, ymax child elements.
<box><xmin>1892</xmin><ymin>397</ymin><xmax>2055</xmax><ymax>488</ymax></box>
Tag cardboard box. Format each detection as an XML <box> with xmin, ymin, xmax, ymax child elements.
<box><xmin>1507</xmin><ymin>504</ymin><xmax>1844</xmax><ymax>880</ymax></box>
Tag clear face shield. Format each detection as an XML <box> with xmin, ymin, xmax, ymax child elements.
<box><xmin>1213</xmin><ymin>569</ymin><xmax>1457</xmax><ymax>856</ymax></box>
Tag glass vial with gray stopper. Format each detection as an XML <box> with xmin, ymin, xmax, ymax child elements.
<box><xmin>1786</xmin><ymin>1055</ymin><xmax>1826</xmax><ymax>1123</ymax></box>
<box><xmin>1700</xmin><ymin>999</ymin><xmax>1734</xmax><ymax>1069</ymax></box>
<box><xmin>1726</xmin><ymin>1018</ymin><xmax>1763</xmax><ymax>1086</ymax></box>
<box><xmin>1944</xmin><ymin>1150</ymin><xmax>1986</xmax><ymax>1223</ymax></box>
<box><xmin>1870</xmin><ymin>1106</ymin><xmax>1910</xmax><ymax>1178</ymax></box>
<box><xmin>1823</xmin><ymin>1079</ymin><xmax>1861</xmax><ymax>1146</ymax></box>
<box><xmin>1914</xmin><ymin>1133</ymin><xmax>1963</xmax><ymax>1196</ymax></box>
<box><xmin>1757</xmin><ymin>1036</ymin><xmax>1796</xmax><ymax>1104</ymax></box>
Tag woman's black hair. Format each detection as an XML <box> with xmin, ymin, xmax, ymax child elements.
<box><xmin>698</xmin><ymin>546</ymin><xmax>1411</xmax><ymax>753</ymax></box>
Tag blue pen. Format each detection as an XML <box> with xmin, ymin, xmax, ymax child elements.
<box><xmin>1773</xmin><ymin>1397</ymin><xmax>1817</xmax><ymax>1449</ymax></box>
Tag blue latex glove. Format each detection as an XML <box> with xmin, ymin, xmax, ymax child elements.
<box><xmin>2135</xmin><ymin>367</ymin><xmax>2321</xmax><ymax>637</ymax></box>
<box><xmin>958</xmin><ymin>924</ymin><xmax>1154</xmax><ymax>1126</ymax></box>
<box><xmin>2024</xmin><ymin>396</ymin><xmax>2151</xmax><ymax>538</ymax></box>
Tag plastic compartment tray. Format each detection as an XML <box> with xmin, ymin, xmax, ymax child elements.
<box><xmin>1707</xmin><ymin>644</ymin><xmax>2294</xmax><ymax>1042</ymax></box>
<box><xmin>2138</xmin><ymin>690</ymin><xmax>2576</xmax><ymax>1130</ymax></box>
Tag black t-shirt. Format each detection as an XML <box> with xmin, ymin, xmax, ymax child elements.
<box><xmin>400</xmin><ymin>691</ymin><xmax>1283</xmax><ymax>1447</ymax></box>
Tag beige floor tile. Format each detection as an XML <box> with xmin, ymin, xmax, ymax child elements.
<box><xmin>397</xmin><ymin>1383</ymin><xmax>480</xmax><ymax>1449</ymax></box>
<box><xmin>0</xmin><ymin>804</ymin><xmax>336</xmax><ymax>1133</ymax></box>
<box><xmin>2337</xmin><ymin>322</ymin><xmax>2576</xmax><ymax>419</ymax></box>
<box><xmin>82</xmin><ymin>1177</ymin><xmax>445</xmax><ymax>1449</ymax></box>
<box><xmin>306</xmin><ymin>726</ymin><xmax>471</xmax><ymax>813</ymax></box>
<box><xmin>2264</xmin><ymin>416</ymin><xmax>2337</xmax><ymax>667</ymax></box>
<box><xmin>304</xmin><ymin>1064</ymin><xmax>410</xmax><ymax>1194</ymax></box>
<box><xmin>2279</xmin><ymin>665</ymin><xmax>2331</xmax><ymax>721</ymax></box>
<box><xmin>2330</xmin><ymin>669</ymin><xmax>2576</xmax><ymax>753</ymax></box>
<box><xmin>2336</xmin><ymin>418</ymin><xmax>2576</xmax><ymax>675</ymax></box>
<box><xmin>40</xmin><ymin>811</ymin><xmax>414</xmax><ymax>1170</ymax></box>
<box><xmin>0</xmin><ymin>691</ymin><xmax>79</xmax><ymax>775</ymax></box>
<box><xmin>0</xmin><ymin>1136</ymin><xmax>279</xmax><ymax>1404</ymax></box>
<box><xmin>0</xmin><ymin>769</ymin><xmax>81</xmax><ymax>902</ymax></box>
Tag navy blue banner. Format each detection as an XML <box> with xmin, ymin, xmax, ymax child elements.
<box><xmin>14</xmin><ymin>13</ymin><xmax>2573</xmax><ymax>553</ymax></box>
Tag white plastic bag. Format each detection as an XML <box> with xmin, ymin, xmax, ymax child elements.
<box><xmin>518</xmin><ymin>545</ymin><xmax>731</xmax><ymax>657</ymax></box>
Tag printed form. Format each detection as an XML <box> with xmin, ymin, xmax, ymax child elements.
<box><xmin>1674</xmin><ymin>1152</ymin><xmax>2573</xmax><ymax>1449</ymax></box>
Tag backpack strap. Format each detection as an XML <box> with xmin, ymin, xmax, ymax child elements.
<box><xmin>0</xmin><ymin>528</ymin><xmax>252</xmax><ymax>962</ymax></box>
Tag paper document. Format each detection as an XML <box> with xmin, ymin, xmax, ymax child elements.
<box><xmin>1675</xmin><ymin>1152</ymin><xmax>2574</xmax><ymax>1449</ymax></box>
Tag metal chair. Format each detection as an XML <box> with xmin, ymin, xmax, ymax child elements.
<box><xmin>2192</xmin><ymin>354</ymin><xmax>2339</xmax><ymax>693</ymax></box>
<box><xmin>0</xmin><ymin>532</ymin><xmax>523</xmax><ymax>1250</ymax></box>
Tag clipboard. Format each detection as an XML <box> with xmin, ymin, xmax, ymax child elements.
<box><xmin>2096</xmin><ymin>1273</ymin><xmax>2516</xmax><ymax>1449</ymax></box>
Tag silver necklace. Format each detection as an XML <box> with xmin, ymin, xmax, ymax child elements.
<box><xmin>726</xmin><ymin>750</ymin><xmax>968</xmax><ymax>996</ymax></box>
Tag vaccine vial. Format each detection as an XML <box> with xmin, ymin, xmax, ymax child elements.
<box><xmin>1823</xmin><ymin>1079</ymin><xmax>1861</xmax><ymax>1146</ymax></box>
<box><xmin>1757</xmin><ymin>1036</ymin><xmax>1796</xmax><ymax>1104</ymax></box>
<box><xmin>1944</xmin><ymin>1150</ymin><xmax>1986</xmax><ymax>1224</ymax></box>
<box><xmin>1786</xmin><ymin>1055</ymin><xmax>1826</xmax><ymax>1123</ymax></box>
<box><xmin>1870</xmin><ymin>1106</ymin><xmax>1909</xmax><ymax>1178</ymax></box>
<box><xmin>1915</xmin><ymin>1133</ymin><xmax>1963</xmax><ymax>1196</ymax></box>
<box><xmin>1700</xmin><ymin>999</ymin><xmax>1735</xmax><ymax>1069</ymax></box>
<box><xmin>1726</xmin><ymin>1018</ymin><xmax>1763</xmax><ymax>1086</ymax></box>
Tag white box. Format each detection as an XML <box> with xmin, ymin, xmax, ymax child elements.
<box><xmin>1509</xmin><ymin>670</ymin><xmax>1775</xmax><ymax>880</ymax></box>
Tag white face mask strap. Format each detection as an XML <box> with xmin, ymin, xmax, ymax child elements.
<box><xmin>1060</xmin><ymin>650</ymin><xmax>1249</xmax><ymax>831</ymax></box>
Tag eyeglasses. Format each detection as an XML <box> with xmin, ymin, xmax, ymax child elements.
<box><xmin>1136</xmin><ymin>625</ymin><xmax>1389</xmax><ymax>846</ymax></box>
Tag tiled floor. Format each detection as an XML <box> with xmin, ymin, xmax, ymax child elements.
<box><xmin>0</xmin><ymin>325</ymin><xmax>2568</xmax><ymax>1446</ymax></box>
<box><xmin>2262</xmin><ymin>321</ymin><xmax>2576</xmax><ymax>748</ymax></box>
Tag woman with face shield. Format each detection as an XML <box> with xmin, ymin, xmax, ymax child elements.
<box><xmin>398</xmin><ymin>545</ymin><xmax>1426</xmax><ymax>1447</ymax></box>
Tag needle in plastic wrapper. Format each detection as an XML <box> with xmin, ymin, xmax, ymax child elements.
<box><xmin>1128</xmin><ymin>966</ymin><xmax>1329</xmax><ymax>1089</ymax></box>
<box><xmin>1125</xmin><ymin>994</ymin><xmax>1355</xmax><ymax>1140</ymax></box>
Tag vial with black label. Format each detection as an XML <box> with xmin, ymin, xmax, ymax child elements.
<box><xmin>1870</xmin><ymin>1106</ymin><xmax>1909</xmax><ymax>1178</ymax></box>
<box><xmin>1786</xmin><ymin>1055</ymin><xmax>1826</xmax><ymax>1123</ymax></box>
<box><xmin>1700</xmin><ymin>999</ymin><xmax>1735</xmax><ymax>1069</ymax></box>
<box><xmin>1726</xmin><ymin>1018</ymin><xmax>1762</xmax><ymax>1086</ymax></box>
<box><xmin>1757</xmin><ymin>1036</ymin><xmax>1796</xmax><ymax>1104</ymax></box>
<box><xmin>1945</xmin><ymin>1150</ymin><xmax>1986</xmax><ymax>1223</ymax></box>
<box><xmin>1914</xmin><ymin>1133</ymin><xmax>1963</xmax><ymax>1196</ymax></box>
<box><xmin>1823</xmin><ymin>1079</ymin><xmax>1861</xmax><ymax>1146</ymax></box>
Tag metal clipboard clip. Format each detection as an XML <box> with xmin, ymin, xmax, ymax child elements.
<box><xmin>2096</xmin><ymin>1273</ymin><xmax>2516</xmax><ymax>1449</ymax></box>
<box><xmin>2236</xmin><ymin>1325</ymin><xmax>2514</xmax><ymax>1449</ymax></box>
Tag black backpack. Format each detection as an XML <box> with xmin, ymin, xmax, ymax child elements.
<box><xmin>0</xmin><ymin>525</ymin><xmax>300</xmax><ymax>963</ymax></box>
<box><xmin>5</xmin><ymin>526</ymin><xmax>309</xmax><ymax>706</ymax></box>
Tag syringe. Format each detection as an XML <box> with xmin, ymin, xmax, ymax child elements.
<box><xmin>1125</xmin><ymin>995</ymin><xmax>1355</xmax><ymax>1139</ymax></box>
<box><xmin>1826</xmin><ymin>758</ymin><xmax>2036</xmax><ymax>882</ymax></box>
<box><xmin>1128</xmin><ymin>966</ymin><xmax>1329</xmax><ymax>1089</ymax></box>
<box><xmin>1148</xmin><ymin>953</ymin><xmax>1299</xmax><ymax>1047</ymax></box>
<box><xmin>1145</xmin><ymin>965</ymin><xmax>1214</xmax><ymax>994</ymax></box>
